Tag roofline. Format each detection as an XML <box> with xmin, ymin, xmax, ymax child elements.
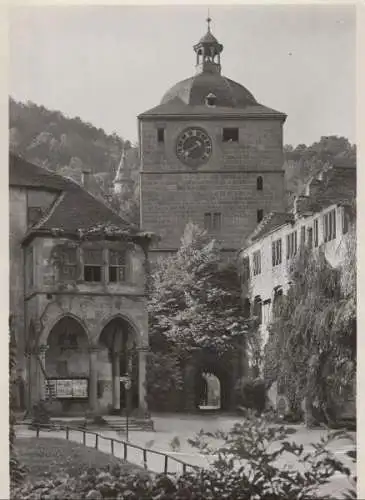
<box><xmin>239</xmin><ymin>199</ymin><xmax>350</xmax><ymax>254</ymax></box>
<box><xmin>21</xmin><ymin>228</ymin><xmax>157</xmax><ymax>248</ymax></box>
<box><xmin>138</xmin><ymin>112</ymin><xmax>287</xmax><ymax>122</ymax></box>
<box><xmin>9</xmin><ymin>183</ymin><xmax>62</xmax><ymax>193</ymax></box>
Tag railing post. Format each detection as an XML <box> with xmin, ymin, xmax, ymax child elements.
<box><xmin>164</xmin><ymin>455</ymin><xmax>168</xmax><ymax>474</ymax></box>
<box><xmin>83</xmin><ymin>430</ymin><xmax>86</xmax><ymax>446</ymax></box>
<box><xmin>95</xmin><ymin>434</ymin><xmax>99</xmax><ymax>449</ymax></box>
<box><xmin>111</xmin><ymin>439</ymin><xmax>114</xmax><ymax>455</ymax></box>
<box><xmin>124</xmin><ymin>442</ymin><xmax>127</xmax><ymax>460</ymax></box>
<box><xmin>143</xmin><ymin>449</ymin><xmax>147</xmax><ymax>469</ymax></box>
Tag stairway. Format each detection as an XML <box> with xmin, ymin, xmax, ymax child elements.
<box><xmin>103</xmin><ymin>416</ymin><xmax>154</xmax><ymax>432</ymax></box>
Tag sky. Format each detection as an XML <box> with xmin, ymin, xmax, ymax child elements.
<box><xmin>9</xmin><ymin>4</ymin><xmax>356</xmax><ymax>147</ymax></box>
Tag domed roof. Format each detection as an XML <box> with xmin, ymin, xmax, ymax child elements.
<box><xmin>198</xmin><ymin>30</ymin><xmax>219</xmax><ymax>44</ymax></box>
<box><xmin>161</xmin><ymin>71</ymin><xmax>257</xmax><ymax>109</ymax></box>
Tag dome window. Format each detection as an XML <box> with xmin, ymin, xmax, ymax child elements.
<box><xmin>205</xmin><ymin>93</ymin><xmax>217</xmax><ymax>107</ymax></box>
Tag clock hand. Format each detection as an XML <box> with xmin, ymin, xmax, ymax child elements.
<box><xmin>185</xmin><ymin>140</ymin><xmax>202</xmax><ymax>155</ymax></box>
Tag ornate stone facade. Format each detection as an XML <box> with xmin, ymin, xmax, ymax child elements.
<box><xmin>10</xmin><ymin>153</ymin><xmax>152</xmax><ymax>416</ymax></box>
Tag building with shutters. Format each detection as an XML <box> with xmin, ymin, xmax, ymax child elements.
<box><xmin>239</xmin><ymin>160</ymin><xmax>356</xmax><ymax>357</ymax></box>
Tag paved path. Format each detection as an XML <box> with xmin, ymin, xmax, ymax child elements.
<box><xmin>16</xmin><ymin>414</ymin><xmax>356</xmax><ymax>498</ymax></box>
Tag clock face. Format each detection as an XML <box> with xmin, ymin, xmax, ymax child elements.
<box><xmin>176</xmin><ymin>127</ymin><xmax>212</xmax><ymax>166</ymax></box>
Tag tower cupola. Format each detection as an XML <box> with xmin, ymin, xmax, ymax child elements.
<box><xmin>193</xmin><ymin>16</ymin><xmax>223</xmax><ymax>75</ymax></box>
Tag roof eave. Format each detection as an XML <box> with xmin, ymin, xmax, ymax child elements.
<box><xmin>138</xmin><ymin>111</ymin><xmax>287</xmax><ymax>121</ymax></box>
<box><xmin>21</xmin><ymin>227</ymin><xmax>159</xmax><ymax>248</ymax></box>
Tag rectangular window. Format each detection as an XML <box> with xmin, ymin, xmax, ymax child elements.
<box><xmin>222</xmin><ymin>128</ymin><xmax>239</xmax><ymax>142</ymax></box>
<box><xmin>242</xmin><ymin>257</ymin><xmax>250</xmax><ymax>282</ymax></box>
<box><xmin>59</xmin><ymin>246</ymin><xmax>78</xmax><ymax>281</ymax></box>
<box><xmin>253</xmin><ymin>250</ymin><xmax>261</xmax><ymax>276</ymax></box>
<box><xmin>204</xmin><ymin>212</ymin><xmax>222</xmax><ymax>231</ymax></box>
<box><xmin>157</xmin><ymin>128</ymin><xmax>165</xmax><ymax>143</ymax></box>
<box><xmin>286</xmin><ymin>231</ymin><xmax>297</xmax><ymax>259</ymax></box>
<box><xmin>301</xmin><ymin>226</ymin><xmax>306</xmax><ymax>247</ymax></box>
<box><xmin>323</xmin><ymin>209</ymin><xmax>336</xmax><ymax>242</ymax></box>
<box><xmin>204</xmin><ymin>212</ymin><xmax>212</xmax><ymax>230</ymax></box>
<box><xmin>83</xmin><ymin>248</ymin><xmax>103</xmax><ymax>282</ymax></box>
<box><xmin>307</xmin><ymin>227</ymin><xmax>313</xmax><ymax>249</ymax></box>
<box><xmin>109</xmin><ymin>250</ymin><xmax>127</xmax><ymax>283</ymax></box>
<box><xmin>212</xmin><ymin>212</ymin><xmax>222</xmax><ymax>230</ymax></box>
<box><xmin>272</xmin><ymin>238</ymin><xmax>282</xmax><ymax>266</ymax></box>
<box><xmin>342</xmin><ymin>207</ymin><xmax>349</xmax><ymax>234</ymax></box>
<box><xmin>26</xmin><ymin>246</ymin><xmax>34</xmax><ymax>288</ymax></box>
<box><xmin>257</xmin><ymin>209</ymin><xmax>264</xmax><ymax>223</ymax></box>
<box><xmin>314</xmin><ymin>219</ymin><xmax>319</xmax><ymax>247</ymax></box>
<box><xmin>253</xmin><ymin>297</ymin><xmax>262</xmax><ymax>324</ymax></box>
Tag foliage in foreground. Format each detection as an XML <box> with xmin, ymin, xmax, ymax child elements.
<box><xmin>188</xmin><ymin>411</ymin><xmax>357</xmax><ymax>499</ymax></box>
<box><xmin>13</xmin><ymin>412</ymin><xmax>356</xmax><ymax>500</ymax></box>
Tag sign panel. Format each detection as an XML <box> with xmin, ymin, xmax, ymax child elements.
<box><xmin>44</xmin><ymin>378</ymin><xmax>88</xmax><ymax>399</ymax></box>
<box><xmin>72</xmin><ymin>379</ymin><xmax>88</xmax><ymax>398</ymax></box>
<box><xmin>56</xmin><ymin>379</ymin><xmax>74</xmax><ymax>398</ymax></box>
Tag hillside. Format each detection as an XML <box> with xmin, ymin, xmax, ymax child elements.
<box><xmin>9</xmin><ymin>97</ymin><xmax>140</xmax><ymax>224</ymax></box>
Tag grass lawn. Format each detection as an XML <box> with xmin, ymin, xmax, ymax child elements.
<box><xmin>16</xmin><ymin>437</ymin><xmax>145</xmax><ymax>481</ymax></box>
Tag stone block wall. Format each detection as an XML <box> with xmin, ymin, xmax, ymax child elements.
<box><xmin>140</xmin><ymin>118</ymin><xmax>284</xmax><ymax>173</ymax></box>
<box><xmin>141</xmin><ymin>170</ymin><xmax>285</xmax><ymax>250</ymax></box>
<box><xmin>140</xmin><ymin>117</ymin><xmax>285</xmax><ymax>251</ymax></box>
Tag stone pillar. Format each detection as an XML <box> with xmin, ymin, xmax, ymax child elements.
<box><xmin>37</xmin><ymin>344</ymin><xmax>48</xmax><ymax>401</ymax></box>
<box><xmin>112</xmin><ymin>352</ymin><xmax>120</xmax><ymax>410</ymax></box>
<box><xmin>137</xmin><ymin>347</ymin><xmax>148</xmax><ymax>416</ymax></box>
<box><xmin>88</xmin><ymin>346</ymin><xmax>99</xmax><ymax>414</ymax></box>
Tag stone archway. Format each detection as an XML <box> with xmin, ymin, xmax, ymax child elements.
<box><xmin>198</xmin><ymin>372</ymin><xmax>221</xmax><ymax>410</ymax></box>
<box><xmin>44</xmin><ymin>315</ymin><xmax>90</xmax><ymax>414</ymax></box>
<box><xmin>194</xmin><ymin>362</ymin><xmax>232</xmax><ymax>411</ymax></box>
<box><xmin>97</xmin><ymin>316</ymin><xmax>146</xmax><ymax>416</ymax></box>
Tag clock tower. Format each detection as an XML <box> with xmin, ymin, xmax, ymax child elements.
<box><xmin>138</xmin><ymin>19</ymin><xmax>287</xmax><ymax>260</ymax></box>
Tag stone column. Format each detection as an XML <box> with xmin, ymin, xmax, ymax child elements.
<box><xmin>37</xmin><ymin>344</ymin><xmax>49</xmax><ymax>401</ymax></box>
<box><xmin>88</xmin><ymin>346</ymin><xmax>99</xmax><ymax>414</ymax></box>
<box><xmin>112</xmin><ymin>352</ymin><xmax>120</xmax><ymax>410</ymax></box>
<box><xmin>137</xmin><ymin>347</ymin><xmax>148</xmax><ymax>416</ymax></box>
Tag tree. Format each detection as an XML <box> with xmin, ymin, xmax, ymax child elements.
<box><xmin>149</xmin><ymin>223</ymin><xmax>250</xmax><ymax>357</ymax></box>
<box><xmin>264</xmin><ymin>226</ymin><xmax>356</xmax><ymax>426</ymax></box>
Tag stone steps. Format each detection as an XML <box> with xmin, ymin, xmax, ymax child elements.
<box><xmin>103</xmin><ymin>417</ymin><xmax>154</xmax><ymax>432</ymax></box>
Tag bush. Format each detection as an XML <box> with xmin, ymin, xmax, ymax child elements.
<box><xmin>187</xmin><ymin>411</ymin><xmax>357</xmax><ymax>500</ymax></box>
<box><xmin>235</xmin><ymin>377</ymin><xmax>267</xmax><ymax>413</ymax></box>
<box><xmin>29</xmin><ymin>401</ymin><xmax>51</xmax><ymax>429</ymax></box>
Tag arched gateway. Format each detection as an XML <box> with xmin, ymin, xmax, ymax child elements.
<box><xmin>32</xmin><ymin>313</ymin><xmax>148</xmax><ymax>417</ymax></box>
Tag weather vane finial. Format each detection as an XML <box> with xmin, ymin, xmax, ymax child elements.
<box><xmin>206</xmin><ymin>9</ymin><xmax>211</xmax><ymax>32</ymax></box>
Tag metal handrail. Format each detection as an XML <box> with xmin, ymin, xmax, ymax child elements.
<box><xmin>15</xmin><ymin>422</ymin><xmax>200</xmax><ymax>475</ymax></box>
